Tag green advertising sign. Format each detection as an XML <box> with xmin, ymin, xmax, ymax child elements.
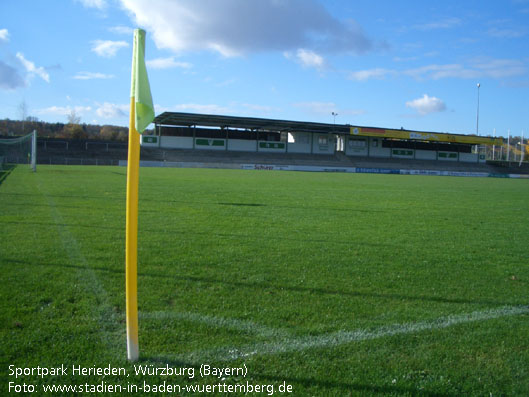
<box><xmin>142</xmin><ymin>136</ymin><xmax>158</xmax><ymax>144</ymax></box>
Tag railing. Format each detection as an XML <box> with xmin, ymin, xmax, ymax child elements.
<box><xmin>5</xmin><ymin>156</ymin><xmax>120</xmax><ymax>166</ymax></box>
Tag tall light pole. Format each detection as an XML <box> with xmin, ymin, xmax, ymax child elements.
<box><xmin>520</xmin><ymin>131</ymin><xmax>525</xmax><ymax>165</ymax></box>
<box><xmin>507</xmin><ymin>129</ymin><xmax>511</xmax><ymax>162</ymax></box>
<box><xmin>492</xmin><ymin>128</ymin><xmax>496</xmax><ymax>160</ymax></box>
<box><xmin>332</xmin><ymin>112</ymin><xmax>339</xmax><ymax>150</ymax></box>
<box><xmin>476</xmin><ymin>83</ymin><xmax>480</xmax><ymax>136</ymax></box>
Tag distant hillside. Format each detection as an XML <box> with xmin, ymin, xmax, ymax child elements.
<box><xmin>0</xmin><ymin>119</ymin><xmax>153</xmax><ymax>141</ymax></box>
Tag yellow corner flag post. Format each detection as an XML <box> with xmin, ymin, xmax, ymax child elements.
<box><xmin>126</xmin><ymin>28</ymin><xmax>154</xmax><ymax>361</ymax></box>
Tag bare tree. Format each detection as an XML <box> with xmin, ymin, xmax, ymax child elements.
<box><xmin>62</xmin><ymin>109</ymin><xmax>86</xmax><ymax>139</ymax></box>
<box><xmin>67</xmin><ymin>109</ymin><xmax>81</xmax><ymax>125</ymax></box>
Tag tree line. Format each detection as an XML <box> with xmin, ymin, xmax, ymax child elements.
<box><xmin>0</xmin><ymin>114</ymin><xmax>152</xmax><ymax>141</ymax></box>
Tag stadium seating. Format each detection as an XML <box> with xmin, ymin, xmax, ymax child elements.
<box><xmin>27</xmin><ymin>137</ymin><xmax>529</xmax><ymax>174</ymax></box>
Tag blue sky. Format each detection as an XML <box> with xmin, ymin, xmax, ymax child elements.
<box><xmin>1</xmin><ymin>0</ymin><xmax>528</xmax><ymax>138</ymax></box>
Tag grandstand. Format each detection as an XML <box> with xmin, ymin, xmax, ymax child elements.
<box><xmin>148</xmin><ymin>112</ymin><xmax>501</xmax><ymax>166</ymax></box>
<box><xmin>138</xmin><ymin>112</ymin><xmax>528</xmax><ymax>175</ymax></box>
<box><xmin>1</xmin><ymin>112</ymin><xmax>527</xmax><ymax>175</ymax></box>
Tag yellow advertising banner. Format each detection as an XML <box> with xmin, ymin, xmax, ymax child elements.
<box><xmin>349</xmin><ymin>126</ymin><xmax>502</xmax><ymax>146</ymax></box>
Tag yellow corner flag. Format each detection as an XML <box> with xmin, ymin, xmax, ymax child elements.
<box><xmin>126</xmin><ymin>28</ymin><xmax>154</xmax><ymax>361</ymax></box>
<box><xmin>131</xmin><ymin>29</ymin><xmax>154</xmax><ymax>134</ymax></box>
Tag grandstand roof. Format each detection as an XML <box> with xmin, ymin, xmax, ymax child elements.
<box><xmin>153</xmin><ymin>112</ymin><xmax>502</xmax><ymax>145</ymax></box>
<box><xmin>154</xmin><ymin>112</ymin><xmax>349</xmax><ymax>134</ymax></box>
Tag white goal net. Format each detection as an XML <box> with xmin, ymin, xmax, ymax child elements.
<box><xmin>0</xmin><ymin>131</ymin><xmax>37</xmax><ymax>172</ymax></box>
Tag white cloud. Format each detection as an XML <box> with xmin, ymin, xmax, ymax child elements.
<box><xmin>294</xmin><ymin>102</ymin><xmax>365</xmax><ymax>117</ymax></box>
<box><xmin>0</xmin><ymin>28</ymin><xmax>9</xmax><ymax>42</ymax></box>
<box><xmin>294</xmin><ymin>101</ymin><xmax>338</xmax><ymax>115</ymax></box>
<box><xmin>146</xmin><ymin>57</ymin><xmax>192</xmax><ymax>69</ymax></box>
<box><xmin>349</xmin><ymin>68</ymin><xmax>393</xmax><ymax>81</ymax></box>
<box><xmin>406</xmin><ymin>94</ymin><xmax>446</xmax><ymax>115</ymax></box>
<box><xmin>413</xmin><ymin>17</ymin><xmax>461</xmax><ymax>30</ymax></box>
<box><xmin>91</xmin><ymin>40</ymin><xmax>129</xmax><ymax>57</ymax></box>
<box><xmin>470</xmin><ymin>58</ymin><xmax>527</xmax><ymax>79</ymax></box>
<box><xmin>241</xmin><ymin>103</ymin><xmax>276</xmax><ymax>114</ymax></box>
<box><xmin>487</xmin><ymin>27</ymin><xmax>526</xmax><ymax>38</ymax></box>
<box><xmin>73</xmin><ymin>71</ymin><xmax>115</xmax><ymax>80</ymax></box>
<box><xmin>350</xmin><ymin>58</ymin><xmax>527</xmax><ymax>81</ymax></box>
<box><xmin>173</xmin><ymin>103</ymin><xmax>230</xmax><ymax>114</ymax></box>
<box><xmin>119</xmin><ymin>0</ymin><xmax>372</xmax><ymax>57</ymax></box>
<box><xmin>403</xmin><ymin>64</ymin><xmax>470</xmax><ymax>80</ymax></box>
<box><xmin>296</xmin><ymin>49</ymin><xmax>325</xmax><ymax>69</ymax></box>
<box><xmin>108</xmin><ymin>26</ymin><xmax>134</xmax><ymax>35</ymax></box>
<box><xmin>285</xmin><ymin>49</ymin><xmax>325</xmax><ymax>70</ymax></box>
<box><xmin>96</xmin><ymin>102</ymin><xmax>128</xmax><ymax>118</ymax></box>
<box><xmin>76</xmin><ymin>0</ymin><xmax>107</xmax><ymax>9</ymax></box>
<box><xmin>405</xmin><ymin>59</ymin><xmax>527</xmax><ymax>80</ymax></box>
<box><xmin>215</xmin><ymin>78</ymin><xmax>236</xmax><ymax>87</ymax></box>
<box><xmin>36</xmin><ymin>105</ymin><xmax>92</xmax><ymax>116</ymax></box>
<box><xmin>163</xmin><ymin>102</ymin><xmax>277</xmax><ymax>116</ymax></box>
<box><xmin>16</xmin><ymin>52</ymin><xmax>49</xmax><ymax>83</ymax></box>
<box><xmin>393</xmin><ymin>56</ymin><xmax>419</xmax><ymax>62</ymax></box>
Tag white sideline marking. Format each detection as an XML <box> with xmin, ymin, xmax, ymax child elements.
<box><xmin>37</xmin><ymin>181</ymin><xmax>123</xmax><ymax>354</ymax></box>
<box><xmin>141</xmin><ymin>311</ymin><xmax>291</xmax><ymax>339</ymax></box>
<box><xmin>180</xmin><ymin>305</ymin><xmax>529</xmax><ymax>363</ymax></box>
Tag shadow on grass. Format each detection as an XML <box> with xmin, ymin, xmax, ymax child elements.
<box><xmin>218</xmin><ymin>202</ymin><xmax>266</xmax><ymax>207</ymax></box>
<box><xmin>0</xmin><ymin>192</ymin><xmax>395</xmax><ymax>214</ymax></box>
<box><xmin>0</xmin><ymin>219</ymin><xmax>393</xmax><ymax>248</ymax></box>
<box><xmin>0</xmin><ymin>164</ymin><xmax>17</xmax><ymax>186</ymax></box>
<box><xmin>141</xmin><ymin>355</ymin><xmax>456</xmax><ymax>397</ymax></box>
<box><xmin>3</xmin><ymin>257</ymin><xmax>510</xmax><ymax>307</ymax></box>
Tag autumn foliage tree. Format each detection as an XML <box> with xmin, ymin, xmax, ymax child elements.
<box><xmin>99</xmin><ymin>125</ymin><xmax>119</xmax><ymax>140</ymax></box>
<box><xmin>60</xmin><ymin>110</ymin><xmax>87</xmax><ymax>139</ymax></box>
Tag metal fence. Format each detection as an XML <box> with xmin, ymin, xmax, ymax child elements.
<box><xmin>5</xmin><ymin>156</ymin><xmax>120</xmax><ymax>166</ymax></box>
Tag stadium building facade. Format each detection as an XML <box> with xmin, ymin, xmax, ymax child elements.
<box><xmin>145</xmin><ymin>112</ymin><xmax>502</xmax><ymax>164</ymax></box>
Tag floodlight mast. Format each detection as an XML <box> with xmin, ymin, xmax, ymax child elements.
<box><xmin>518</xmin><ymin>131</ymin><xmax>525</xmax><ymax>167</ymax></box>
<box><xmin>476</xmin><ymin>83</ymin><xmax>480</xmax><ymax>136</ymax></box>
<box><xmin>331</xmin><ymin>112</ymin><xmax>339</xmax><ymax>150</ymax></box>
<box><xmin>507</xmin><ymin>130</ymin><xmax>511</xmax><ymax>162</ymax></box>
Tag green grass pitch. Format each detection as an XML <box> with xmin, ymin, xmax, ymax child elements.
<box><xmin>1</xmin><ymin>165</ymin><xmax>528</xmax><ymax>395</ymax></box>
